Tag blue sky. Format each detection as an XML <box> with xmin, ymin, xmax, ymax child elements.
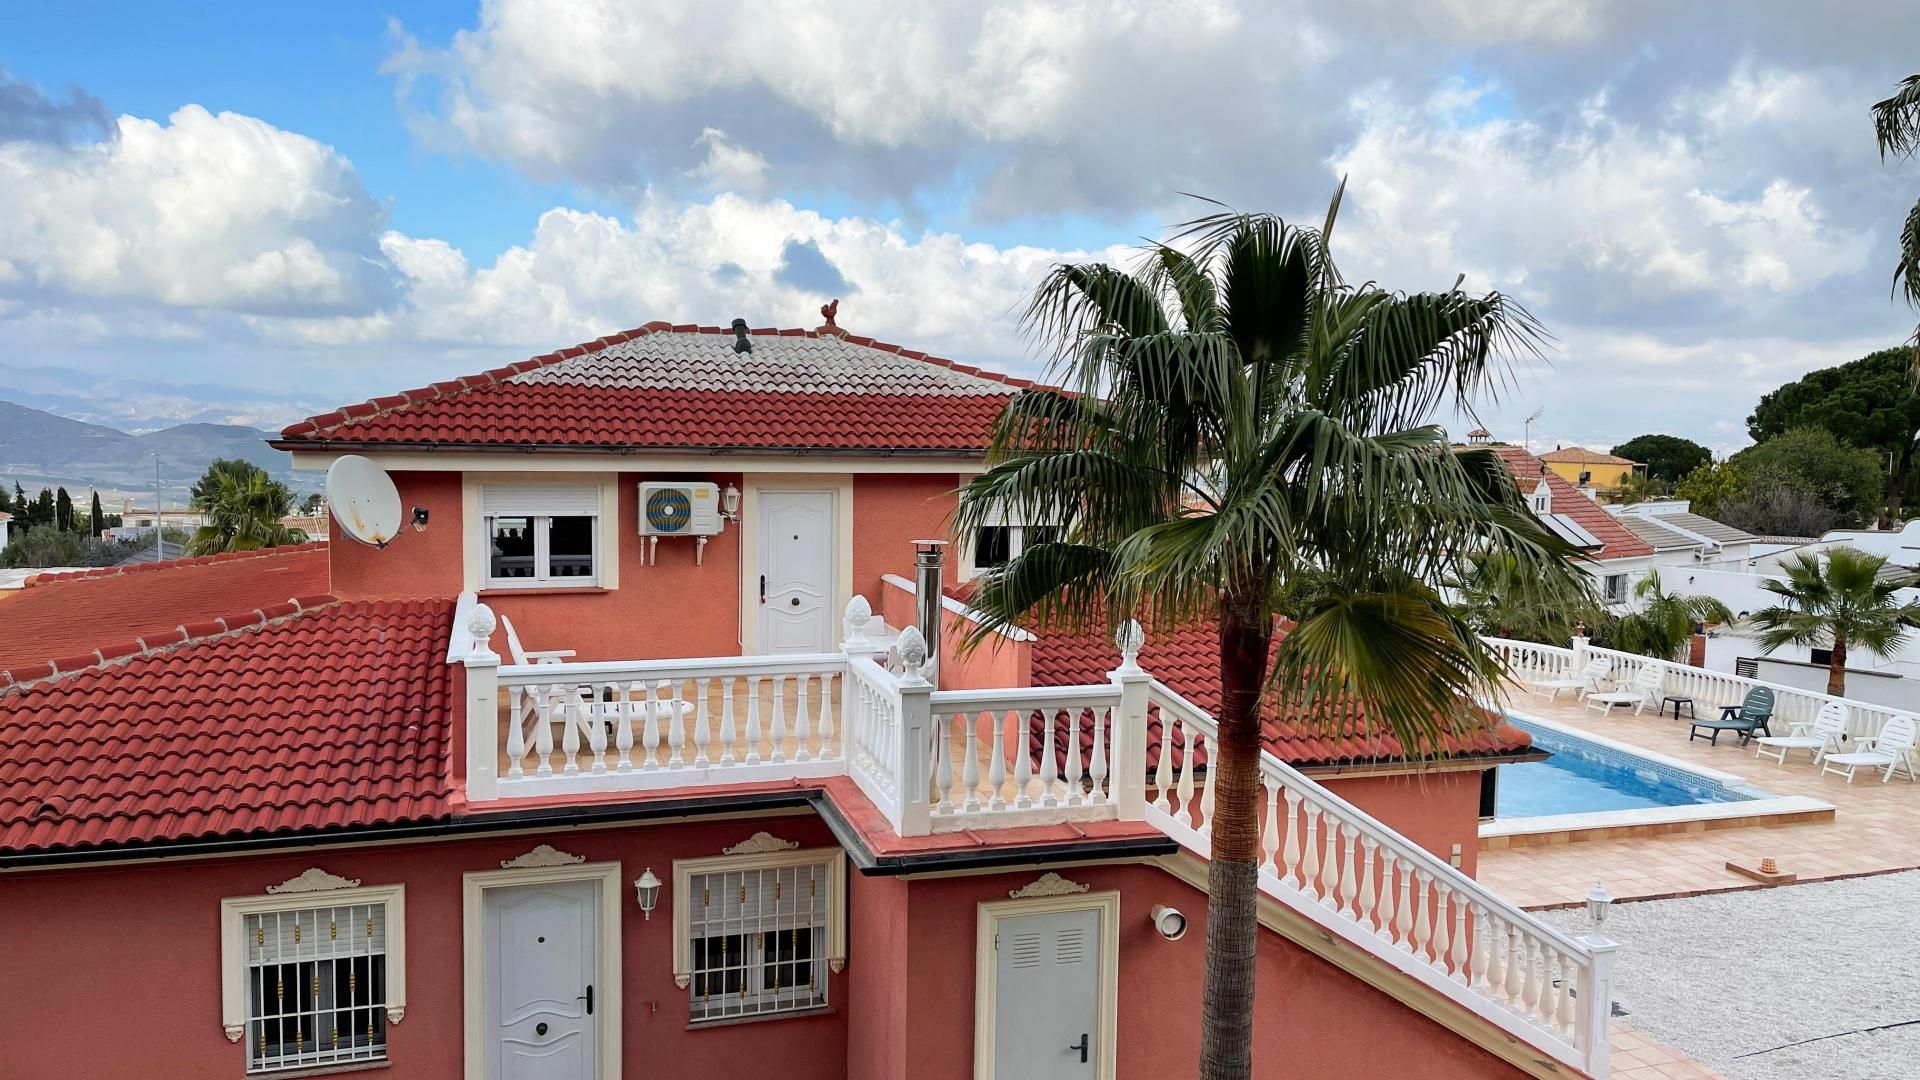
<box><xmin>3</xmin><ymin>2</ymin><xmax>1919</xmax><ymax>456</ymax></box>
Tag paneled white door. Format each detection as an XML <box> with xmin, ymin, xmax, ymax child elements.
<box><xmin>758</xmin><ymin>490</ymin><xmax>836</xmax><ymax>654</ymax></box>
<box><xmin>484</xmin><ymin>880</ymin><xmax>599</xmax><ymax>1080</ymax></box>
<box><xmin>992</xmin><ymin>907</ymin><xmax>1102</xmax><ymax>1079</ymax></box>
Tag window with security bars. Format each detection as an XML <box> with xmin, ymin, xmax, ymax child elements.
<box><xmin>243</xmin><ymin>903</ymin><xmax>388</xmax><ymax>1073</ymax></box>
<box><xmin>686</xmin><ymin>860</ymin><xmax>830</xmax><ymax>1021</ymax></box>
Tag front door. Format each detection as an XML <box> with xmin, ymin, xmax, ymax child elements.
<box><xmin>992</xmin><ymin>907</ymin><xmax>1102</xmax><ymax>1079</ymax></box>
<box><xmin>758</xmin><ymin>490</ymin><xmax>835</xmax><ymax>653</ymax></box>
<box><xmin>484</xmin><ymin>880</ymin><xmax>598</xmax><ymax>1080</ymax></box>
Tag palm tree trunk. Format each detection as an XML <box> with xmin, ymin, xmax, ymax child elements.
<box><xmin>1828</xmin><ymin>635</ymin><xmax>1848</xmax><ymax>697</ymax></box>
<box><xmin>1200</xmin><ymin>596</ymin><xmax>1274</xmax><ymax>1080</ymax></box>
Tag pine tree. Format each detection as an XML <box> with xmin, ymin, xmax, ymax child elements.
<box><xmin>89</xmin><ymin>491</ymin><xmax>104</xmax><ymax>538</ymax></box>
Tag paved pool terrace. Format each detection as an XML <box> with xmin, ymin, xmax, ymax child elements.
<box><xmin>1477</xmin><ymin>689</ymin><xmax>1920</xmax><ymax>909</ymax></box>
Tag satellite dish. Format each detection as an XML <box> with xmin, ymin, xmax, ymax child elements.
<box><xmin>325</xmin><ymin>455</ymin><xmax>404</xmax><ymax>548</ymax></box>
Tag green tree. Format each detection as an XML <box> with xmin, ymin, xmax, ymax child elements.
<box><xmin>1593</xmin><ymin>571</ymin><xmax>1733</xmax><ymax>661</ymax></box>
<box><xmin>1750</xmin><ymin>548</ymin><xmax>1920</xmax><ymax>696</ymax></box>
<box><xmin>185</xmin><ymin>468</ymin><xmax>305</xmax><ymax>556</ymax></box>
<box><xmin>54</xmin><ymin>487</ymin><xmax>74</xmax><ymax>532</ymax></box>
<box><xmin>10</xmin><ymin>483</ymin><xmax>26</xmax><ymax>527</ymax></box>
<box><xmin>1610</xmin><ymin>434</ymin><xmax>1711</xmax><ymax>482</ymax></box>
<box><xmin>190</xmin><ymin>458</ymin><xmax>286</xmax><ymax>507</ymax></box>
<box><xmin>954</xmin><ymin>198</ymin><xmax>1581</xmax><ymax>1079</ymax></box>
<box><xmin>89</xmin><ymin>490</ymin><xmax>104</xmax><ymax>538</ymax></box>
<box><xmin>1729</xmin><ymin>427</ymin><xmax>1884</xmax><ymax>526</ymax></box>
<box><xmin>1872</xmin><ymin>76</ymin><xmax>1920</xmax><ymax>379</ymax></box>
<box><xmin>1717</xmin><ymin>484</ymin><xmax>1840</xmax><ymax>539</ymax></box>
<box><xmin>298</xmin><ymin>492</ymin><xmax>324</xmax><ymax>515</ymax></box>
<box><xmin>1748</xmin><ymin>348</ymin><xmax>1917</xmax><ymax>517</ymax></box>
<box><xmin>29</xmin><ymin>488</ymin><xmax>54</xmax><ymax>529</ymax></box>
<box><xmin>1674</xmin><ymin>460</ymin><xmax>1744</xmax><ymax>516</ymax></box>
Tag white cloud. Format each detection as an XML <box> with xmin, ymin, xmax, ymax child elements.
<box><xmin>0</xmin><ymin>105</ymin><xmax>391</xmax><ymax>313</ymax></box>
<box><xmin>684</xmin><ymin>128</ymin><xmax>770</xmax><ymax>192</ymax></box>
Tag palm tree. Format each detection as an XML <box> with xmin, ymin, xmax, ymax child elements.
<box><xmin>1452</xmin><ymin>550</ymin><xmax>1600</xmax><ymax>645</ymax></box>
<box><xmin>954</xmin><ymin>195</ymin><xmax>1585</xmax><ymax>1079</ymax></box>
<box><xmin>1873</xmin><ymin>75</ymin><xmax>1920</xmax><ymax>378</ymax></box>
<box><xmin>185</xmin><ymin>469</ymin><xmax>305</xmax><ymax>556</ymax></box>
<box><xmin>1750</xmin><ymin>548</ymin><xmax>1920</xmax><ymax>696</ymax></box>
<box><xmin>1601</xmin><ymin>571</ymin><xmax>1732</xmax><ymax>661</ymax></box>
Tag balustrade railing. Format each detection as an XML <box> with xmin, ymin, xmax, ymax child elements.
<box><xmin>1144</xmin><ymin>681</ymin><xmax>1613</xmax><ymax>1077</ymax></box>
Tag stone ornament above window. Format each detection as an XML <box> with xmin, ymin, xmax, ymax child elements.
<box><xmin>1008</xmin><ymin>872</ymin><xmax>1091</xmax><ymax>898</ymax></box>
<box><xmin>721</xmin><ymin>831</ymin><xmax>800</xmax><ymax>856</ymax></box>
<box><xmin>265</xmin><ymin>867</ymin><xmax>362</xmax><ymax>894</ymax></box>
<box><xmin>500</xmin><ymin>843</ymin><xmax>587</xmax><ymax>868</ymax></box>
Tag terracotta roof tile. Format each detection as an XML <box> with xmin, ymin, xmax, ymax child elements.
<box><xmin>1538</xmin><ymin>446</ymin><xmax>1638</xmax><ymax>466</ymax></box>
<box><xmin>0</xmin><ymin>545</ymin><xmax>331</xmax><ymax>675</ymax></box>
<box><xmin>1484</xmin><ymin>446</ymin><xmax>1654</xmax><ymax>560</ymax></box>
<box><xmin>0</xmin><ymin>599</ymin><xmax>453</xmax><ymax>856</ymax></box>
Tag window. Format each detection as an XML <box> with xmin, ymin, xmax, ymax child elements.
<box><xmin>673</xmin><ymin>847</ymin><xmax>846</xmax><ymax>1024</ymax></box>
<box><xmin>220</xmin><ymin>880</ymin><xmax>406</xmax><ymax>1075</ymax></box>
<box><xmin>481</xmin><ymin>484</ymin><xmax>601</xmax><ymax>588</ymax></box>
<box><xmin>968</xmin><ymin>524</ymin><xmax>1065</xmax><ymax>576</ymax></box>
<box><xmin>1810</xmin><ymin>647</ymin><xmax>1834</xmax><ymax>666</ymax></box>
<box><xmin>1602</xmin><ymin>574</ymin><xmax>1627</xmax><ymax>603</ymax></box>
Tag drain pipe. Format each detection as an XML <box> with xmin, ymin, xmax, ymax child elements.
<box><xmin>913</xmin><ymin>540</ymin><xmax>947</xmax><ymax>689</ymax></box>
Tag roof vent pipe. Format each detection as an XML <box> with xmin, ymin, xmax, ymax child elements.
<box><xmin>731</xmin><ymin>318</ymin><xmax>752</xmax><ymax>353</ymax></box>
<box><xmin>913</xmin><ymin>540</ymin><xmax>947</xmax><ymax>689</ymax></box>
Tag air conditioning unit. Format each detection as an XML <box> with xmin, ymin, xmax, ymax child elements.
<box><xmin>639</xmin><ymin>482</ymin><xmax>724</xmax><ymax>536</ymax></box>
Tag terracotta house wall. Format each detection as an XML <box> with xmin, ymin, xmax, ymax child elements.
<box><xmin>844</xmin><ymin>873</ymin><xmax>910</xmax><ymax>1080</ymax></box>
<box><xmin>329</xmin><ymin>469</ymin><xmax>465</xmax><ymax>599</ymax></box>
<box><xmin>851</xmin><ymin>472</ymin><xmax>960</xmax><ymax>608</ymax></box>
<box><xmin>896</xmin><ymin>863</ymin><xmax>1532</xmax><ymax>1080</ymax></box>
<box><xmin>0</xmin><ymin>816</ymin><xmax>848</xmax><ymax>1080</ymax></box>
<box><xmin>878</xmin><ymin>575</ymin><xmax>1030</xmax><ymax>690</ymax></box>
<box><xmin>1320</xmin><ymin>770</ymin><xmax>1486</xmax><ymax>876</ymax></box>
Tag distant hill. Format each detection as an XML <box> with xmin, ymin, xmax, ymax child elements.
<box><xmin>0</xmin><ymin>400</ymin><xmax>308</xmax><ymax>500</ymax></box>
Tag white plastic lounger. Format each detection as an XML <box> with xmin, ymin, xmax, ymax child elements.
<box><xmin>1531</xmin><ymin>657</ymin><xmax>1611</xmax><ymax>702</ymax></box>
<box><xmin>1585</xmin><ymin>663</ymin><xmax>1666</xmax><ymax>716</ymax></box>
<box><xmin>1753</xmin><ymin>700</ymin><xmax>1848</xmax><ymax>767</ymax></box>
<box><xmin>501</xmin><ymin>614</ymin><xmax>577</xmax><ymax>666</ymax></box>
<box><xmin>1819</xmin><ymin>713</ymin><xmax>1919</xmax><ymax>784</ymax></box>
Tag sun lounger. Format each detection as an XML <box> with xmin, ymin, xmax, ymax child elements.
<box><xmin>1689</xmin><ymin>686</ymin><xmax>1775</xmax><ymax>746</ymax></box>
<box><xmin>1585</xmin><ymin>663</ymin><xmax>1667</xmax><ymax>716</ymax></box>
<box><xmin>1819</xmin><ymin>713</ymin><xmax>1918</xmax><ymax>784</ymax></box>
<box><xmin>1531</xmin><ymin>657</ymin><xmax>1611</xmax><ymax>702</ymax></box>
<box><xmin>1753</xmin><ymin>700</ymin><xmax>1847</xmax><ymax>767</ymax></box>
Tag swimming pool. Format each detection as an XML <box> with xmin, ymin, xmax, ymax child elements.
<box><xmin>1494</xmin><ymin>717</ymin><xmax>1759</xmax><ymax>818</ymax></box>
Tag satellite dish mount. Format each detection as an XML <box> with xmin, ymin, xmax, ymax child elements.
<box><xmin>324</xmin><ymin>455</ymin><xmax>427</xmax><ymax>549</ymax></box>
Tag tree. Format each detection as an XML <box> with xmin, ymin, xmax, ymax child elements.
<box><xmin>191</xmin><ymin>458</ymin><xmax>287</xmax><ymax>507</ymax></box>
<box><xmin>54</xmin><ymin>487</ymin><xmax>74</xmax><ymax>532</ymax></box>
<box><xmin>1749</xmin><ymin>348</ymin><xmax>1918</xmax><ymax>517</ymax></box>
<box><xmin>1729</xmin><ymin>427</ymin><xmax>1884</xmax><ymax>526</ymax></box>
<box><xmin>1674</xmin><ymin>460</ymin><xmax>1743</xmax><ymax>516</ymax></box>
<box><xmin>89</xmin><ymin>491</ymin><xmax>104</xmax><ymax>538</ymax></box>
<box><xmin>1610</xmin><ymin>434</ymin><xmax>1711</xmax><ymax>482</ymax></box>
<box><xmin>1872</xmin><ymin>76</ymin><xmax>1920</xmax><ymax>380</ymax></box>
<box><xmin>1750</xmin><ymin>548</ymin><xmax>1920</xmax><ymax>696</ymax></box>
<box><xmin>1717</xmin><ymin>483</ymin><xmax>1840</xmax><ymax>539</ymax></box>
<box><xmin>298</xmin><ymin>492</ymin><xmax>324</xmax><ymax>515</ymax></box>
<box><xmin>185</xmin><ymin>468</ymin><xmax>305</xmax><ymax>556</ymax></box>
<box><xmin>1452</xmin><ymin>551</ymin><xmax>1601</xmax><ymax>645</ymax></box>
<box><xmin>29</xmin><ymin>488</ymin><xmax>54</xmax><ymax>529</ymax></box>
<box><xmin>953</xmin><ymin>198</ymin><xmax>1582</xmax><ymax>1079</ymax></box>
<box><xmin>1593</xmin><ymin>571</ymin><xmax>1733</xmax><ymax>662</ymax></box>
<box><xmin>10</xmin><ymin>483</ymin><xmax>26</xmax><ymax>527</ymax></box>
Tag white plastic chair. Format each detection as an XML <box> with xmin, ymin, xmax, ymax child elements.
<box><xmin>499</xmin><ymin>614</ymin><xmax>576</xmax><ymax>666</ymax></box>
<box><xmin>1585</xmin><ymin>663</ymin><xmax>1666</xmax><ymax>716</ymax></box>
<box><xmin>1752</xmin><ymin>700</ymin><xmax>1848</xmax><ymax>767</ymax></box>
<box><xmin>1819</xmin><ymin>713</ymin><xmax>1918</xmax><ymax>784</ymax></box>
<box><xmin>1531</xmin><ymin>657</ymin><xmax>1611</xmax><ymax>702</ymax></box>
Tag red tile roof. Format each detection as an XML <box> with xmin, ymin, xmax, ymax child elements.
<box><xmin>1029</xmin><ymin>618</ymin><xmax>1533</xmax><ymax>769</ymax></box>
<box><xmin>0</xmin><ymin>545</ymin><xmax>331</xmax><ymax>678</ymax></box>
<box><xmin>1484</xmin><ymin>446</ymin><xmax>1653</xmax><ymax>560</ymax></box>
<box><xmin>0</xmin><ymin>598</ymin><xmax>452</xmax><ymax>856</ymax></box>
<box><xmin>274</xmin><ymin>321</ymin><xmax>1037</xmax><ymax>453</ymax></box>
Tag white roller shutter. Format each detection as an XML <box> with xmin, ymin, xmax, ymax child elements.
<box><xmin>480</xmin><ymin>483</ymin><xmax>600</xmax><ymax>517</ymax></box>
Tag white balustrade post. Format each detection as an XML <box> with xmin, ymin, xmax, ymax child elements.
<box><xmin>463</xmin><ymin>604</ymin><xmax>502</xmax><ymax>802</ymax></box>
<box><xmin>894</xmin><ymin>626</ymin><xmax>934</xmax><ymax>837</ymax></box>
<box><xmin>1570</xmin><ymin>627</ymin><xmax>1591</xmax><ymax>672</ymax></box>
<box><xmin>1107</xmin><ymin>619</ymin><xmax>1151</xmax><ymax>820</ymax></box>
<box><xmin>842</xmin><ymin>596</ymin><xmax>880</xmax><ymax>664</ymax></box>
<box><xmin>1580</xmin><ymin>938</ymin><xmax>1617</xmax><ymax>1077</ymax></box>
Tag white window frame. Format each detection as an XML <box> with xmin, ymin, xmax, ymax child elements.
<box><xmin>1602</xmin><ymin>573</ymin><xmax>1627</xmax><ymax>603</ymax></box>
<box><xmin>219</xmin><ymin>875</ymin><xmax>407</xmax><ymax>1072</ymax></box>
<box><xmin>480</xmin><ymin>484</ymin><xmax>603</xmax><ymax>589</ymax></box>
<box><xmin>671</xmin><ymin>845</ymin><xmax>847</xmax><ymax>1024</ymax></box>
<box><xmin>960</xmin><ymin>503</ymin><xmax>1068</xmax><ymax>580</ymax></box>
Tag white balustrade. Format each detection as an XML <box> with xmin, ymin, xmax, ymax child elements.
<box><xmin>925</xmin><ymin>686</ymin><xmax>1128</xmax><ymax>831</ymax></box>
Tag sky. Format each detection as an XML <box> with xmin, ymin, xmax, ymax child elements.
<box><xmin>3</xmin><ymin>1</ymin><xmax>1919</xmax><ymax>455</ymax></box>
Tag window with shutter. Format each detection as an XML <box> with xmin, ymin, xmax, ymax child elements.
<box><xmin>672</xmin><ymin>847</ymin><xmax>846</xmax><ymax>1023</ymax></box>
<box><xmin>480</xmin><ymin>484</ymin><xmax>602</xmax><ymax>588</ymax></box>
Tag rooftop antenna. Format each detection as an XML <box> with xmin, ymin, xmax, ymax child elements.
<box><xmin>325</xmin><ymin>455</ymin><xmax>427</xmax><ymax>549</ymax></box>
<box><xmin>150</xmin><ymin>452</ymin><xmax>162</xmax><ymax>561</ymax></box>
<box><xmin>1522</xmin><ymin>407</ymin><xmax>1545</xmax><ymax>455</ymax></box>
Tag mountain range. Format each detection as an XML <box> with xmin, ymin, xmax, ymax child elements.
<box><xmin>0</xmin><ymin>400</ymin><xmax>312</xmax><ymax>503</ymax></box>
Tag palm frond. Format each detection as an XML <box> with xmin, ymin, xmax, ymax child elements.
<box><xmin>1874</xmin><ymin>75</ymin><xmax>1920</xmax><ymax>159</ymax></box>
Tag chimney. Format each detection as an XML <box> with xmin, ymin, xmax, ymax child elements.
<box><xmin>730</xmin><ymin>318</ymin><xmax>752</xmax><ymax>353</ymax></box>
<box><xmin>913</xmin><ymin>540</ymin><xmax>947</xmax><ymax>688</ymax></box>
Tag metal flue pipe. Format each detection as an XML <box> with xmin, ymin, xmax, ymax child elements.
<box><xmin>912</xmin><ymin>539</ymin><xmax>946</xmax><ymax>689</ymax></box>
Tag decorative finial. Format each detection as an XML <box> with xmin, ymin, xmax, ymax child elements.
<box><xmin>1114</xmin><ymin>618</ymin><xmax>1146</xmax><ymax>674</ymax></box>
<box><xmin>820</xmin><ymin>298</ymin><xmax>839</xmax><ymax>328</ymax></box>
<box><xmin>843</xmin><ymin>594</ymin><xmax>872</xmax><ymax>638</ymax></box>
<box><xmin>898</xmin><ymin>625</ymin><xmax>928</xmax><ymax>675</ymax></box>
<box><xmin>468</xmin><ymin>603</ymin><xmax>498</xmax><ymax>640</ymax></box>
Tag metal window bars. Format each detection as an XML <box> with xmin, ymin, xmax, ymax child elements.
<box><xmin>686</xmin><ymin>862</ymin><xmax>827</xmax><ymax>1021</ymax></box>
<box><xmin>244</xmin><ymin>903</ymin><xmax>387</xmax><ymax>1073</ymax></box>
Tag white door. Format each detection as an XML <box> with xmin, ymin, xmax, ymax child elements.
<box><xmin>484</xmin><ymin>880</ymin><xmax>599</xmax><ymax>1080</ymax></box>
<box><xmin>993</xmin><ymin>907</ymin><xmax>1102</xmax><ymax>1079</ymax></box>
<box><xmin>759</xmin><ymin>490</ymin><xmax>835</xmax><ymax>653</ymax></box>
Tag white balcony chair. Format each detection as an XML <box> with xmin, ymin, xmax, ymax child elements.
<box><xmin>1752</xmin><ymin>700</ymin><xmax>1848</xmax><ymax>767</ymax></box>
<box><xmin>499</xmin><ymin>614</ymin><xmax>577</xmax><ymax>666</ymax></box>
<box><xmin>1818</xmin><ymin>713</ymin><xmax>1919</xmax><ymax>784</ymax></box>
<box><xmin>1530</xmin><ymin>657</ymin><xmax>1611</xmax><ymax>702</ymax></box>
<box><xmin>1584</xmin><ymin>663</ymin><xmax>1666</xmax><ymax>716</ymax></box>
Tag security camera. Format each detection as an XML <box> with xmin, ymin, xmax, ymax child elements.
<box><xmin>1150</xmin><ymin>904</ymin><xmax>1187</xmax><ymax>941</ymax></box>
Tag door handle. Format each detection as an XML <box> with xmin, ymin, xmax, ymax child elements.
<box><xmin>759</xmin><ymin>575</ymin><xmax>767</xmax><ymax>605</ymax></box>
<box><xmin>1068</xmin><ymin>1032</ymin><xmax>1088</xmax><ymax>1063</ymax></box>
<box><xmin>577</xmin><ymin>984</ymin><xmax>594</xmax><ymax>1014</ymax></box>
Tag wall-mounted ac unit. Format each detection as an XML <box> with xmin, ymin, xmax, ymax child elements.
<box><xmin>639</xmin><ymin>482</ymin><xmax>724</xmax><ymax>536</ymax></box>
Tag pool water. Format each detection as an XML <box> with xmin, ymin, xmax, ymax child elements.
<box><xmin>1494</xmin><ymin>718</ymin><xmax>1757</xmax><ymax>818</ymax></box>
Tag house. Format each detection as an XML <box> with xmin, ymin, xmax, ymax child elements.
<box><xmin>0</xmin><ymin>320</ymin><xmax>1617</xmax><ymax>1080</ymax></box>
<box><xmin>1479</xmin><ymin>446</ymin><xmax>1655</xmax><ymax>608</ymax></box>
<box><xmin>1609</xmin><ymin>500</ymin><xmax>1757</xmax><ymax>570</ymax></box>
<box><xmin>0</xmin><ymin>509</ymin><xmax>10</xmax><ymax>550</ymax></box>
<box><xmin>1537</xmin><ymin>446</ymin><xmax>1643</xmax><ymax>499</ymax></box>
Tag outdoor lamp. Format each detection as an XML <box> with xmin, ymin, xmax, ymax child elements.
<box><xmin>721</xmin><ymin>484</ymin><xmax>742</xmax><ymax>522</ymax></box>
<box><xmin>635</xmin><ymin>868</ymin><xmax>662</xmax><ymax>920</ymax></box>
<box><xmin>410</xmin><ymin>506</ymin><xmax>430</xmax><ymax>532</ymax></box>
<box><xmin>1584</xmin><ymin>881</ymin><xmax>1613</xmax><ymax>930</ymax></box>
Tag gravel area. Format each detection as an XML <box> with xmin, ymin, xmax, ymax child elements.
<box><xmin>1541</xmin><ymin>871</ymin><xmax>1920</xmax><ymax>1080</ymax></box>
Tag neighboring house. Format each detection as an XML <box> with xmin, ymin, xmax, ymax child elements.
<box><xmin>1537</xmin><ymin>446</ymin><xmax>1643</xmax><ymax>500</ymax></box>
<box><xmin>0</xmin><ymin>320</ymin><xmax>1615</xmax><ymax>1080</ymax></box>
<box><xmin>1609</xmin><ymin>500</ymin><xmax>1757</xmax><ymax>571</ymax></box>
<box><xmin>1484</xmin><ymin>446</ymin><xmax>1656</xmax><ymax>608</ymax></box>
<box><xmin>0</xmin><ymin>509</ymin><xmax>10</xmax><ymax>550</ymax></box>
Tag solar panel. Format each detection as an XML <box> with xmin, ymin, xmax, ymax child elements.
<box><xmin>1542</xmin><ymin>513</ymin><xmax>1604</xmax><ymax>550</ymax></box>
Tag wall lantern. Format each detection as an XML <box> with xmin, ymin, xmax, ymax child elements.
<box><xmin>410</xmin><ymin>506</ymin><xmax>430</xmax><ymax>532</ymax></box>
<box><xmin>635</xmin><ymin>868</ymin><xmax>662</xmax><ymax>920</ymax></box>
<box><xmin>1584</xmin><ymin>881</ymin><xmax>1612</xmax><ymax>931</ymax></box>
<box><xmin>721</xmin><ymin>484</ymin><xmax>742</xmax><ymax>522</ymax></box>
